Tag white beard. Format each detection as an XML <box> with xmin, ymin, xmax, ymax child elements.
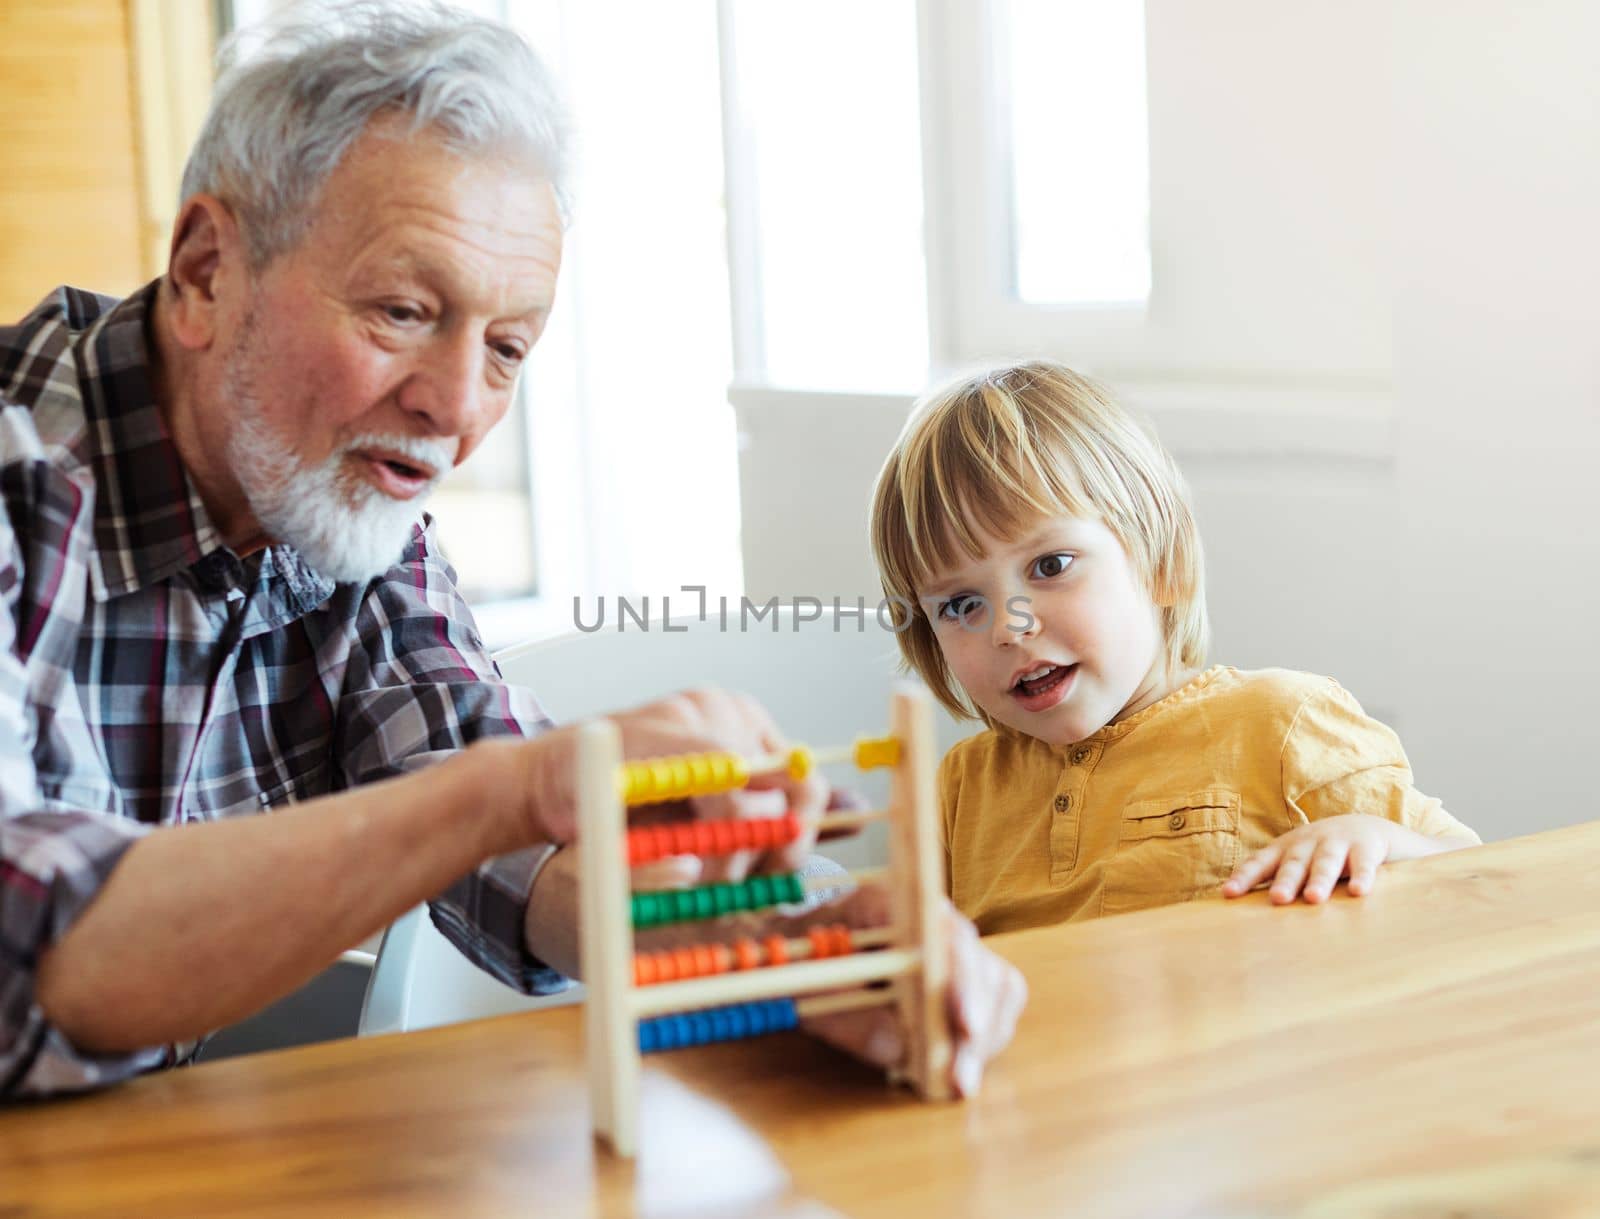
<box><xmin>226</xmin><ymin>408</ymin><xmax>453</xmax><ymax>584</ymax></box>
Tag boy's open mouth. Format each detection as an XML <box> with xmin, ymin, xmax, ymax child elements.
<box><xmin>1011</xmin><ymin>663</ymin><xmax>1076</xmax><ymax>697</ymax></box>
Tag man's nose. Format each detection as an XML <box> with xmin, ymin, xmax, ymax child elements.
<box><xmin>396</xmin><ymin>333</ymin><xmax>490</xmax><ymax>441</ymax></box>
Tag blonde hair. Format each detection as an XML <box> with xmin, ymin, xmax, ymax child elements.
<box><xmin>869</xmin><ymin>361</ymin><xmax>1209</xmax><ymax>721</ymax></box>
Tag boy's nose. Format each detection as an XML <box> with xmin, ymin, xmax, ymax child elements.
<box><xmin>993</xmin><ymin>596</ymin><xmax>1041</xmax><ymax>646</ymax></box>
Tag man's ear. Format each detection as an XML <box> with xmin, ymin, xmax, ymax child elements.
<box><xmin>164</xmin><ymin>195</ymin><xmax>246</xmax><ymax>351</ymax></box>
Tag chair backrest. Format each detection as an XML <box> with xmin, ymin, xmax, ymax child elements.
<box><xmin>359</xmin><ymin>606</ymin><xmax>978</xmax><ymax>1035</ymax></box>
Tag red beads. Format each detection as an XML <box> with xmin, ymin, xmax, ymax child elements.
<box><xmin>625</xmin><ymin>813</ymin><xmax>803</xmax><ymax>866</ymax></box>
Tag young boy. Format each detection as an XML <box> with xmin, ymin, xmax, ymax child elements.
<box><xmin>869</xmin><ymin>362</ymin><xmax>1478</xmax><ymax>935</ymax></box>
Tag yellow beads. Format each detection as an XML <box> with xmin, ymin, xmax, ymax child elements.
<box><xmin>619</xmin><ymin>752</ymin><xmax>750</xmax><ymax>805</ymax></box>
<box><xmin>619</xmin><ymin>736</ymin><xmax>901</xmax><ymax>804</ymax></box>
<box><xmin>853</xmin><ymin>736</ymin><xmax>900</xmax><ymax>771</ymax></box>
<box><xmin>785</xmin><ymin>746</ymin><xmax>813</xmax><ymax>782</ymax></box>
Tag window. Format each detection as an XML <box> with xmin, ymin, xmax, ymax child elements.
<box><xmin>1003</xmin><ymin>0</ymin><xmax>1151</xmax><ymax>306</ymax></box>
<box><xmin>491</xmin><ymin>0</ymin><xmax>741</xmax><ymax>638</ymax></box>
<box><xmin>720</xmin><ymin>0</ymin><xmax>928</xmax><ymax>393</ymax></box>
<box><xmin>920</xmin><ymin>0</ymin><xmax>1390</xmax><ymax>384</ymax></box>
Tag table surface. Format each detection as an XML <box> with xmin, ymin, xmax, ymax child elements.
<box><xmin>5</xmin><ymin>822</ymin><xmax>1600</xmax><ymax>1219</ymax></box>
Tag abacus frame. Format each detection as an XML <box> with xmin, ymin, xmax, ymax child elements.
<box><xmin>578</xmin><ymin>683</ymin><xmax>952</xmax><ymax>1157</ymax></box>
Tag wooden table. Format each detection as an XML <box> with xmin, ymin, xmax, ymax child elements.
<box><xmin>5</xmin><ymin>823</ymin><xmax>1600</xmax><ymax>1218</ymax></box>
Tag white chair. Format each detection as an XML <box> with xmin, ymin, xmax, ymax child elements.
<box><xmin>359</xmin><ymin>606</ymin><xmax>976</xmax><ymax>1035</ymax></box>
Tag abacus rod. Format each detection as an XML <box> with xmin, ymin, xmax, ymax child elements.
<box><xmin>845</xmin><ymin>926</ymin><xmax>897</xmax><ymax>952</ymax></box>
<box><xmin>815</xmin><ymin>808</ymin><xmax>888</xmax><ymax>834</ymax></box>
<box><xmin>796</xmin><ymin>988</ymin><xmax>898</xmax><ymax>1020</ymax></box>
<box><xmin>818</xmin><ymin>866</ymin><xmax>888</xmax><ymax>892</ymax></box>
<box><xmin>745</xmin><ymin>743</ymin><xmax>859</xmax><ymax>774</ymax></box>
<box><xmin>630</xmin><ymin>949</ymin><xmax>919</xmax><ymax>1019</ymax></box>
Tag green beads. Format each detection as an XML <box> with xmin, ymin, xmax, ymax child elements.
<box><xmin>631</xmin><ymin>872</ymin><xmax>806</xmax><ymax>929</ymax></box>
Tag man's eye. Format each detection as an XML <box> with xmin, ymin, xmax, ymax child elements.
<box><xmin>1031</xmin><ymin>553</ymin><xmax>1073</xmax><ymax>579</ymax></box>
<box><xmin>382</xmin><ymin>304</ymin><xmax>423</xmax><ymax>324</ymax></box>
<box><xmin>491</xmin><ymin>342</ymin><xmax>527</xmax><ymax>365</ymax></box>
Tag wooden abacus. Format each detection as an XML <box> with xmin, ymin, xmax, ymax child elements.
<box><xmin>578</xmin><ymin>684</ymin><xmax>952</xmax><ymax>1157</ymax></box>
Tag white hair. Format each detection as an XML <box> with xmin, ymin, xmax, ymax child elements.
<box><xmin>181</xmin><ymin>0</ymin><xmax>572</xmax><ymax>267</ymax></box>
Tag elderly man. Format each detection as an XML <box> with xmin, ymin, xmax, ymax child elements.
<box><xmin>0</xmin><ymin>4</ymin><xmax>1024</xmax><ymax>1100</ymax></box>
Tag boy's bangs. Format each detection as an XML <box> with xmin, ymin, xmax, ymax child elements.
<box><xmin>903</xmin><ymin>404</ymin><xmax>1090</xmax><ymax>588</ymax></box>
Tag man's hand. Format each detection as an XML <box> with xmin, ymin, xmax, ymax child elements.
<box><xmin>613</xmin><ymin>688</ymin><xmax>829</xmax><ymax>883</ymax></box>
<box><xmin>1222</xmin><ymin>813</ymin><xmax>1473</xmax><ymax>904</ymax></box>
<box><xmin>795</xmin><ymin>886</ymin><xmax>1027</xmax><ymax>1098</ymax></box>
<box><xmin>496</xmin><ymin>687</ymin><xmax>829</xmax><ymax>871</ymax></box>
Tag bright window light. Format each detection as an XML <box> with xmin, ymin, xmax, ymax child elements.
<box><xmin>1004</xmin><ymin>0</ymin><xmax>1151</xmax><ymax>306</ymax></box>
<box><xmin>728</xmin><ymin>0</ymin><xmax>928</xmax><ymax>391</ymax></box>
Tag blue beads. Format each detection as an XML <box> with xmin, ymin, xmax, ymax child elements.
<box><xmin>637</xmin><ymin>998</ymin><xmax>800</xmax><ymax>1053</ymax></box>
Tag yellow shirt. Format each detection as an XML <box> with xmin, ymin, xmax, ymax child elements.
<box><xmin>939</xmin><ymin>666</ymin><xmax>1479</xmax><ymax>934</ymax></box>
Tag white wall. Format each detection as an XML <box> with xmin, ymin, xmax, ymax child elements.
<box><xmin>736</xmin><ymin>1</ymin><xmax>1600</xmax><ymax>845</ymax></box>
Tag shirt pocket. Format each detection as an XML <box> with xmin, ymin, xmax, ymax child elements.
<box><xmin>256</xmin><ymin>760</ymin><xmax>332</xmax><ymax>811</ymax></box>
<box><xmin>1101</xmin><ymin>789</ymin><xmax>1242</xmax><ymax>916</ymax></box>
<box><xmin>204</xmin><ymin>759</ymin><xmax>333</xmax><ymax>818</ymax></box>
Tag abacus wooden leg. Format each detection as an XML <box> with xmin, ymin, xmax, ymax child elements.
<box><xmin>578</xmin><ymin>718</ymin><xmax>640</xmax><ymax>1156</ymax></box>
<box><xmin>886</xmin><ymin>684</ymin><xmax>953</xmax><ymax>1100</ymax></box>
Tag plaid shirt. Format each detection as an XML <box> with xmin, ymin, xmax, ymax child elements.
<box><xmin>0</xmin><ymin>283</ymin><xmax>562</xmax><ymax>1099</ymax></box>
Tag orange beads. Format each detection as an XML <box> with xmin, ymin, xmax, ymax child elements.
<box><xmin>631</xmin><ymin>923</ymin><xmax>856</xmax><ymax>987</ymax></box>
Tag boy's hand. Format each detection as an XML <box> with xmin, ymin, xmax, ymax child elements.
<box><xmin>1222</xmin><ymin>814</ymin><xmax>1467</xmax><ymax>904</ymax></box>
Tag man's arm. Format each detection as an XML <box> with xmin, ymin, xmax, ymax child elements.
<box><xmin>34</xmin><ymin>733</ymin><xmax>573</xmax><ymax>1053</ymax></box>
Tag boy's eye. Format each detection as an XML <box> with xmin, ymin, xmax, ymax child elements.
<box><xmin>936</xmin><ymin>593</ymin><xmax>982</xmax><ymax>622</ymax></box>
<box><xmin>1031</xmin><ymin>553</ymin><xmax>1073</xmax><ymax>579</ymax></box>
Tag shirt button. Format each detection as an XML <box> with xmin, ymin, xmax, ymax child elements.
<box><xmin>1054</xmin><ymin>794</ymin><xmax>1071</xmax><ymax>813</ymax></box>
<box><xmin>1071</xmin><ymin>747</ymin><xmax>1092</xmax><ymax>765</ymax></box>
<box><xmin>1168</xmin><ymin>812</ymin><xmax>1186</xmax><ymax>831</ymax></box>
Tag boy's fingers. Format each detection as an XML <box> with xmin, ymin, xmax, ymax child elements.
<box><xmin>1270</xmin><ymin>841</ymin><xmax>1317</xmax><ymax>903</ymax></box>
<box><xmin>1222</xmin><ymin>842</ymin><xmax>1285</xmax><ymax>896</ymax></box>
<box><xmin>1301</xmin><ymin>840</ymin><xmax>1349</xmax><ymax>904</ymax></box>
<box><xmin>1346</xmin><ymin>836</ymin><xmax>1385</xmax><ymax>896</ymax></box>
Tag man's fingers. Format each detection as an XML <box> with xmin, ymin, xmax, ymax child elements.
<box><xmin>760</xmin><ymin>881</ymin><xmax>891</xmax><ymax>942</ymax></box>
<box><xmin>630</xmin><ymin>854</ymin><xmax>704</xmax><ymax>892</ymax></box>
<box><xmin>945</xmin><ymin>914</ymin><xmax>979</xmax><ymax>1034</ymax></box>
<box><xmin>942</xmin><ymin>904</ymin><xmax>1027</xmax><ymax>1097</ymax></box>
<box><xmin>743</xmin><ymin>770</ymin><xmax>827</xmax><ymax>873</ymax></box>
<box><xmin>790</xmin><ymin>894</ymin><xmax>1026</xmax><ymax>1100</ymax></box>
<box><xmin>817</xmin><ymin>787</ymin><xmax>871</xmax><ymax>842</ymax></box>
<box><xmin>800</xmin><ymin>1005</ymin><xmax>904</xmax><ymax>1069</ymax></box>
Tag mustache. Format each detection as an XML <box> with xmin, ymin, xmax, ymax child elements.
<box><xmin>338</xmin><ymin>432</ymin><xmax>459</xmax><ymax>479</ymax></box>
